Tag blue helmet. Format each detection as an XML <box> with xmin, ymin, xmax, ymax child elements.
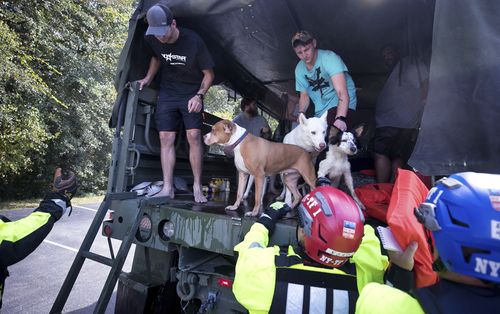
<box><xmin>416</xmin><ymin>172</ymin><xmax>500</xmax><ymax>283</ymax></box>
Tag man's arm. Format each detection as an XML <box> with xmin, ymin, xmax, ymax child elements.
<box><xmin>188</xmin><ymin>68</ymin><xmax>214</xmax><ymax>113</ymax></box>
<box><xmin>198</xmin><ymin>68</ymin><xmax>214</xmax><ymax>95</ymax></box>
<box><xmin>0</xmin><ymin>200</ymin><xmax>64</xmax><ymax>268</ymax></box>
<box><xmin>0</xmin><ymin>168</ymin><xmax>76</xmax><ymax>268</ymax></box>
<box><xmin>138</xmin><ymin>57</ymin><xmax>161</xmax><ymax>90</ymax></box>
<box><xmin>298</xmin><ymin>91</ymin><xmax>310</xmax><ymax>115</ymax></box>
<box><xmin>331</xmin><ymin>72</ymin><xmax>349</xmax><ymax>131</ymax></box>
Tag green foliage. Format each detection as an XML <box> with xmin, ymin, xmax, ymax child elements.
<box><xmin>0</xmin><ymin>104</ymin><xmax>51</xmax><ymax>180</ymax></box>
<box><xmin>0</xmin><ymin>1</ymin><xmax>134</xmax><ymax>199</ymax></box>
<box><xmin>204</xmin><ymin>86</ymin><xmax>241</xmax><ymax>119</ymax></box>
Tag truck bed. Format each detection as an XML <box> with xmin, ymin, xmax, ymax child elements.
<box><xmin>104</xmin><ymin>190</ymin><xmax>299</xmax><ymax>257</ymax></box>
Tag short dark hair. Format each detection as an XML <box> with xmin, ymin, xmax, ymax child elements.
<box><xmin>240</xmin><ymin>97</ymin><xmax>255</xmax><ymax>111</ymax></box>
<box><xmin>380</xmin><ymin>43</ymin><xmax>399</xmax><ymax>55</ymax></box>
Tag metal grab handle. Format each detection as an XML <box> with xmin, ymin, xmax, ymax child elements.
<box><xmin>143</xmin><ymin>104</ymin><xmax>160</xmax><ymax>154</ymax></box>
<box><xmin>128</xmin><ymin>146</ymin><xmax>141</xmax><ymax>171</ymax></box>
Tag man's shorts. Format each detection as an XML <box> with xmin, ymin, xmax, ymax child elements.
<box><xmin>371</xmin><ymin>127</ymin><xmax>419</xmax><ymax>161</ymax></box>
<box><xmin>155</xmin><ymin>92</ymin><xmax>203</xmax><ymax>132</ymax></box>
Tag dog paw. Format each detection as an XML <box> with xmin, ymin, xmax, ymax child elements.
<box><xmin>225</xmin><ymin>205</ymin><xmax>239</xmax><ymax>211</ymax></box>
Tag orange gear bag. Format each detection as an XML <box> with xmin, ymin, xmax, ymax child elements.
<box><xmin>386</xmin><ymin>169</ymin><xmax>438</xmax><ymax>288</ymax></box>
<box><xmin>355</xmin><ymin>183</ymin><xmax>394</xmax><ymax>223</ymax></box>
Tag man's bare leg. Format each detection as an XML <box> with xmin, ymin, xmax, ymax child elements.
<box><xmin>374</xmin><ymin>152</ymin><xmax>392</xmax><ymax>183</ymax></box>
<box><xmin>186</xmin><ymin>128</ymin><xmax>207</xmax><ymax>203</ymax></box>
<box><xmin>391</xmin><ymin>157</ymin><xmax>405</xmax><ymax>182</ymax></box>
<box><xmin>156</xmin><ymin>131</ymin><xmax>176</xmax><ymax>198</ymax></box>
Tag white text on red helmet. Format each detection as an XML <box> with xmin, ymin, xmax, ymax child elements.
<box><xmin>319</xmin><ymin>255</ymin><xmax>333</xmax><ymax>264</ymax></box>
<box><xmin>305</xmin><ymin>196</ymin><xmax>320</xmax><ymax>215</ymax></box>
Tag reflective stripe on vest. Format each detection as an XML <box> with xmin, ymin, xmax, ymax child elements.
<box><xmin>269</xmin><ymin>268</ymin><xmax>358</xmax><ymax>314</ymax></box>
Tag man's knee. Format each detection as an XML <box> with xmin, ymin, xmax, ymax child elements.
<box><xmin>159</xmin><ymin>132</ymin><xmax>176</xmax><ymax>146</ymax></box>
<box><xmin>186</xmin><ymin>129</ymin><xmax>202</xmax><ymax>145</ymax></box>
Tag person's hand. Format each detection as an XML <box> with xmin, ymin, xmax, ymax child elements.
<box><xmin>387</xmin><ymin>241</ymin><xmax>418</xmax><ymax>271</ymax></box>
<box><xmin>267</xmin><ymin>201</ymin><xmax>291</xmax><ymax>220</ymax></box>
<box><xmin>260</xmin><ymin>127</ymin><xmax>272</xmax><ymax>140</ymax></box>
<box><xmin>257</xmin><ymin>202</ymin><xmax>291</xmax><ymax>235</ymax></box>
<box><xmin>52</xmin><ymin>168</ymin><xmax>78</xmax><ymax>200</ymax></box>
<box><xmin>333</xmin><ymin>119</ymin><xmax>347</xmax><ymax>132</ymax></box>
<box><xmin>188</xmin><ymin>95</ymin><xmax>203</xmax><ymax>113</ymax></box>
<box><xmin>137</xmin><ymin>78</ymin><xmax>151</xmax><ymax>91</ymax></box>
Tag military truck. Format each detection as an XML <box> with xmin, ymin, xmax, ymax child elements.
<box><xmin>101</xmin><ymin>80</ymin><xmax>302</xmax><ymax>313</ymax></box>
<box><xmin>52</xmin><ymin>0</ymin><xmax>500</xmax><ymax>313</ymax></box>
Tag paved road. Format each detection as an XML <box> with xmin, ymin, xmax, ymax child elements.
<box><xmin>2</xmin><ymin>203</ymin><xmax>134</xmax><ymax>313</ymax></box>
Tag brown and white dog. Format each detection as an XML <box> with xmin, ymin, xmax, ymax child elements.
<box><xmin>204</xmin><ymin>120</ymin><xmax>316</xmax><ymax>216</ymax></box>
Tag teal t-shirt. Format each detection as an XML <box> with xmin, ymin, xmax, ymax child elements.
<box><xmin>295</xmin><ymin>49</ymin><xmax>357</xmax><ymax>117</ymax></box>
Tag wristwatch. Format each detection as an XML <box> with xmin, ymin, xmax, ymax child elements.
<box><xmin>196</xmin><ymin>93</ymin><xmax>204</xmax><ymax>101</ymax></box>
<box><xmin>335</xmin><ymin>116</ymin><xmax>347</xmax><ymax>122</ymax></box>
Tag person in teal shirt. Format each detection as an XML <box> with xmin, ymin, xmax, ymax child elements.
<box><xmin>292</xmin><ymin>30</ymin><xmax>357</xmax><ymax>131</ymax></box>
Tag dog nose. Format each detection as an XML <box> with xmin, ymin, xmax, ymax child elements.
<box><xmin>350</xmin><ymin>146</ymin><xmax>357</xmax><ymax>153</ymax></box>
<box><xmin>319</xmin><ymin>143</ymin><xmax>326</xmax><ymax>150</ymax></box>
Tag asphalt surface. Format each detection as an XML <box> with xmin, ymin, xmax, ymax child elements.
<box><xmin>1</xmin><ymin>203</ymin><xmax>134</xmax><ymax>314</ymax></box>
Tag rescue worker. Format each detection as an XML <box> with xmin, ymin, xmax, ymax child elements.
<box><xmin>0</xmin><ymin>168</ymin><xmax>77</xmax><ymax>308</ymax></box>
<box><xmin>356</xmin><ymin>172</ymin><xmax>500</xmax><ymax>314</ymax></box>
<box><xmin>233</xmin><ymin>180</ymin><xmax>418</xmax><ymax>314</ymax></box>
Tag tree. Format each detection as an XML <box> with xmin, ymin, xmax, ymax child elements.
<box><xmin>0</xmin><ymin>1</ymin><xmax>134</xmax><ymax>198</ymax></box>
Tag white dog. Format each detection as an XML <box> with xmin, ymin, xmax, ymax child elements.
<box><xmin>317</xmin><ymin>125</ymin><xmax>366</xmax><ymax>210</ymax></box>
<box><xmin>283</xmin><ymin>112</ymin><xmax>328</xmax><ymax>153</ymax></box>
<box><xmin>278</xmin><ymin>111</ymin><xmax>328</xmax><ymax>206</ymax></box>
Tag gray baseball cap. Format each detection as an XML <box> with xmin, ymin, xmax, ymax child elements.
<box><xmin>146</xmin><ymin>5</ymin><xmax>173</xmax><ymax>36</ymax></box>
<box><xmin>291</xmin><ymin>30</ymin><xmax>315</xmax><ymax>48</ymax></box>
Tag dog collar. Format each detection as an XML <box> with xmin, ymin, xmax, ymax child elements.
<box><xmin>226</xmin><ymin>130</ymin><xmax>248</xmax><ymax>150</ymax></box>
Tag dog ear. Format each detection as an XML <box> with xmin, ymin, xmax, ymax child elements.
<box><xmin>223</xmin><ymin>120</ymin><xmax>233</xmax><ymax>134</ymax></box>
<box><xmin>352</xmin><ymin>123</ymin><xmax>365</xmax><ymax>138</ymax></box>
<box><xmin>298</xmin><ymin>112</ymin><xmax>307</xmax><ymax>125</ymax></box>
<box><xmin>320</xmin><ymin>110</ymin><xmax>328</xmax><ymax>123</ymax></box>
<box><xmin>329</xmin><ymin>126</ymin><xmax>340</xmax><ymax>139</ymax></box>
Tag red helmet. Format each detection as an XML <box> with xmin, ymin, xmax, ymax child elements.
<box><xmin>298</xmin><ymin>186</ymin><xmax>364</xmax><ymax>267</ymax></box>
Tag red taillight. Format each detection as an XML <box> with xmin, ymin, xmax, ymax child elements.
<box><xmin>104</xmin><ymin>224</ymin><xmax>113</xmax><ymax>237</ymax></box>
<box><xmin>217</xmin><ymin>278</ymin><xmax>233</xmax><ymax>288</ymax></box>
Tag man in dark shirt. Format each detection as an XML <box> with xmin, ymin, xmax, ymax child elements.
<box><xmin>138</xmin><ymin>4</ymin><xmax>214</xmax><ymax>203</ymax></box>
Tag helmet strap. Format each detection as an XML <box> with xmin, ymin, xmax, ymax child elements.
<box><xmin>432</xmin><ymin>256</ymin><xmax>447</xmax><ymax>272</ymax></box>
